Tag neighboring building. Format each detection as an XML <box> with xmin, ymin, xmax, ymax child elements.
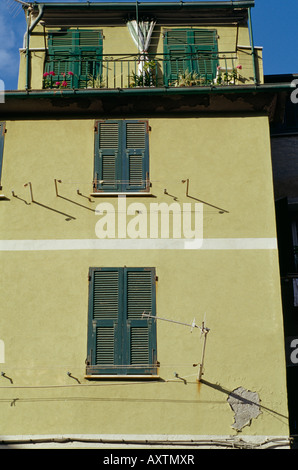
<box><xmin>268</xmin><ymin>73</ymin><xmax>298</xmax><ymax>440</ymax></box>
<box><xmin>0</xmin><ymin>1</ymin><xmax>292</xmax><ymax>449</ymax></box>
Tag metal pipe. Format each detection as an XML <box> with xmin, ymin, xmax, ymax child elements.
<box><xmin>25</xmin><ymin>9</ymin><xmax>30</xmax><ymax>91</ymax></box>
<box><xmin>33</xmin><ymin>1</ymin><xmax>255</xmax><ymax>9</ymax></box>
<box><xmin>197</xmin><ymin>324</ymin><xmax>209</xmax><ymax>382</ymax></box>
<box><xmin>248</xmin><ymin>6</ymin><xmax>257</xmax><ymax>84</ymax></box>
<box><xmin>2</xmin><ymin>82</ymin><xmax>292</xmax><ymax>102</ymax></box>
<box><xmin>25</xmin><ymin>4</ymin><xmax>44</xmax><ymax>90</ymax></box>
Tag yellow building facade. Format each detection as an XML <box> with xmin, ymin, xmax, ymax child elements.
<box><xmin>0</xmin><ymin>1</ymin><xmax>292</xmax><ymax>449</ymax></box>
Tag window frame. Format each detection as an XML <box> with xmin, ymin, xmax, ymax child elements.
<box><xmin>93</xmin><ymin>119</ymin><xmax>150</xmax><ymax>194</ymax></box>
<box><xmin>86</xmin><ymin>267</ymin><xmax>158</xmax><ymax>377</ymax></box>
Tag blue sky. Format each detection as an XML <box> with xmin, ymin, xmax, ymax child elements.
<box><xmin>0</xmin><ymin>0</ymin><xmax>297</xmax><ymax>90</ymax></box>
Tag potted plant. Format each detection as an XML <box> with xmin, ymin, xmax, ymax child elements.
<box><xmin>129</xmin><ymin>60</ymin><xmax>157</xmax><ymax>87</ymax></box>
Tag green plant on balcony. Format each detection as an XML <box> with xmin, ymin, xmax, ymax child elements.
<box><xmin>87</xmin><ymin>74</ymin><xmax>105</xmax><ymax>89</ymax></box>
<box><xmin>129</xmin><ymin>60</ymin><xmax>157</xmax><ymax>87</ymax></box>
<box><xmin>216</xmin><ymin>65</ymin><xmax>242</xmax><ymax>85</ymax></box>
<box><xmin>173</xmin><ymin>69</ymin><xmax>209</xmax><ymax>87</ymax></box>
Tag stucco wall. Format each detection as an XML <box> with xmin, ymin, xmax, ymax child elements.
<box><xmin>0</xmin><ymin>115</ymin><xmax>289</xmax><ymax>439</ymax></box>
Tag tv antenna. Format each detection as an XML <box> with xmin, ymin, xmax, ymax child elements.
<box><xmin>5</xmin><ymin>0</ymin><xmax>29</xmax><ymax>18</ymax></box>
<box><xmin>142</xmin><ymin>312</ymin><xmax>210</xmax><ymax>381</ymax></box>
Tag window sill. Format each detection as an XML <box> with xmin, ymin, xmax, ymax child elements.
<box><xmin>85</xmin><ymin>375</ymin><xmax>160</xmax><ymax>380</ymax></box>
<box><xmin>90</xmin><ymin>192</ymin><xmax>155</xmax><ymax>197</ymax></box>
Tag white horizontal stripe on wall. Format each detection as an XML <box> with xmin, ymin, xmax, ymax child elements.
<box><xmin>0</xmin><ymin>238</ymin><xmax>277</xmax><ymax>251</ymax></box>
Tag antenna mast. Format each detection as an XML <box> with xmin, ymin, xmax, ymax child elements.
<box><xmin>142</xmin><ymin>312</ymin><xmax>210</xmax><ymax>381</ymax></box>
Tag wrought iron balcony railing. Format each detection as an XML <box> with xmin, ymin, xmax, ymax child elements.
<box><xmin>43</xmin><ymin>52</ymin><xmax>245</xmax><ymax>90</ymax></box>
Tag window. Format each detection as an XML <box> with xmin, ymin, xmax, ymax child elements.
<box><xmin>45</xmin><ymin>29</ymin><xmax>103</xmax><ymax>88</ymax></box>
<box><xmin>93</xmin><ymin>120</ymin><xmax>150</xmax><ymax>193</ymax></box>
<box><xmin>86</xmin><ymin>267</ymin><xmax>157</xmax><ymax>376</ymax></box>
<box><xmin>0</xmin><ymin>122</ymin><xmax>5</xmax><ymax>189</ymax></box>
<box><xmin>163</xmin><ymin>29</ymin><xmax>218</xmax><ymax>86</ymax></box>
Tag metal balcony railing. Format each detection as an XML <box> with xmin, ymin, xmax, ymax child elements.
<box><xmin>43</xmin><ymin>52</ymin><xmax>245</xmax><ymax>90</ymax></box>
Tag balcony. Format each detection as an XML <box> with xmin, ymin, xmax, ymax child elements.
<box><xmin>43</xmin><ymin>51</ymin><xmax>249</xmax><ymax>91</ymax></box>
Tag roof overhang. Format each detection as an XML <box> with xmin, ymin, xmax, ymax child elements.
<box><xmin>28</xmin><ymin>1</ymin><xmax>255</xmax><ymax>27</ymax></box>
<box><xmin>0</xmin><ymin>84</ymin><xmax>291</xmax><ymax>123</ymax></box>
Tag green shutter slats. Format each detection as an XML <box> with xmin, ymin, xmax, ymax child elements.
<box><xmin>102</xmin><ymin>155</ymin><xmax>117</xmax><ymax>187</ymax></box>
<box><xmin>128</xmin><ymin>155</ymin><xmax>143</xmax><ymax>187</ymax></box>
<box><xmin>99</xmin><ymin>122</ymin><xmax>119</xmax><ymax>149</ymax></box>
<box><xmin>130</xmin><ymin>328</ymin><xmax>149</xmax><ymax>365</ymax></box>
<box><xmin>166</xmin><ymin>30</ymin><xmax>188</xmax><ymax>45</ymax></box>
<box><xmin>79</xmin><ymin>52</ymin><xmax>97</xmax><ymax>87</ymax></box>
<box><xmin>93</xmin><ymin>271</ymin><xmax>119</xmax><ymax>320</ymax></box>
<box><xmin>168</xmin><ymin>50</ymin><xmax>188</xmax><ymax>76</ymax></box>
<box><xmin>193</xmin><ymin>30</ymin><xmax>216</xmax><ymax>46</ymax></box>
<box><xmin>96</xmin><ymin>327</ymin><xmax>115</xmax><ymax>365</ymax></box>
<box><xmin>126</xmin><ymin>122</ymin><xmax>146</xmax><ymax>149</ymax></box>
<box><xmin>127</xmin><ymin>271</ymin><xmax>152</xmax><ymax>319</ymax></box>
<box><xmin>50</xmin><ymin>30</ymin><xmax>73</xmax><ymax>48</ymax></box>
<box><xmin>197</xmin><ymin>55</ymin><xmax>214</xmax><ymax>75</ymax></box>
<box><xmin>79</xmin><ymin>30</ymin><xmax>102</xmax><ymax>47</ymax></box>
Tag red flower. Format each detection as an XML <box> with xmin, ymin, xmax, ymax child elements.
<box><xmin>61</xmin><ymin>81</ymin><xmax>68</xmax><ymax>87</ymax></box>
<box><xmin>49</xmin><ymin>71</ymin><xmax>56</xmax><ymax>76</ymax></box>
<box><xmin>43</xmin><ymin>72</ymin><xmax>49</xmax><ymax>77</ymax></box>
<box><xmin>68</xmin><ymin>71</ymin><xmax>74</xmax><ymax>76</ymax></box>
<box><xmin>55</xmin><ymin>81</ymin><xmax>61</xmax><ymax>86</ymax></box>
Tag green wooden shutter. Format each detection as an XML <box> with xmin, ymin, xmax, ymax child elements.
<box><xmin>46</xmin><ymin>30</ymin><xmax>74</xmax><ymax>83</ymax></box>
<box><xmin>94</xmin><ymin>120</ymin><xmax>150</xmax><ymax>193</ymax></box>
<box><xmin>87</xmin><ymin>267</ymin><xmax>157</xmax><ymax>376</ymax></box>
<box><xmin>87</xmin><ymin>268</ymin><xmax>123</xmax><ymax>375</ymax></box>
<box><xmin>77</xmin><ymin>30</ymin><xmax>103</xmax><ymax>88</ymax></box>
<box><xmin>45</xmin><ymin>29</ymin><xmax>102</xmax><ymax>88</ymax></box>
<box><xmin>94</xmin><ymin>121</ymin><xmax>121</xmax><ymax>192</ymax></box>
<box><xmin>164</xmin><ymin>30</ymin><xmax>191</xmax><ymax>85</ymax></box>
<box><xmin>163</xmin><ymin>29</ymin><xmax>218</xmax><ymax>85</ymax></box>
<box><xmin>0</xmin><ymin>122</ymin><xmax>5</xmax><ymax>186</ymax></box>
<box><xmin>191</xmin><ymin>30</ymin><xmax>218</xmax><ymax>81</ymax></box>
<box><xmin>123</xmin><ymin>121</ymin><xmax>149</xmax><ymax>192</ymax></box>
<box><xmin>123</xmin><ymin>268</ymin><xmax>157</xmax><ymax>375</ymax></box>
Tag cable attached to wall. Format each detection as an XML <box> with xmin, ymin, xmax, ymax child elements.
<box><xmin>142</xmin><ymin>312</ymin><xmax>210</xmax><ymax>381</ymax></box>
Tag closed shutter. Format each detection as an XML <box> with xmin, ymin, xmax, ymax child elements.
<box><xmin>94</xmin><ymin>120</ymin><xmax>149</xmax><ymax>193</ymax></box>
<box><xmin>45</xmin><ymin>29</ymin><xmax>102</xmax><ymax>88</ymax></box>
<box><xmin>0</xmin><ymin>122</ymin><xmax>5</xmax><ymax>185</ymax></box>
<box><xmin>87</xmin><ymin>268</ymin><xmax>122</xmax><ymax>374</ymax></box>
<box><xmin>192</xmin><ymin>30</ymin><xmax>218</xmax><ymax>80</ymax></box>
<box><xmin>46</xmin><ymin>30</ymin><xmax>74</xmax><ymax>82</ymax></box>
<box><xmin>95</xmin><ymin>121</ymin><xmax>121</xmax><ymax>192</ymax></box>
<box><xmin>124</xmin><ymin>269</ymin><xmax>156</xmax><ymax>374</ymax></box>
<box><xmin>124</xmin><ymin>121</ymin><xmax>149</xmax><ymax>192</ymax></box>
<box><xmin>87</xmin><ymin>267</ymin><xmax>157</xmax><ymax>375</ymax></box>
<box><xmin>78</xmin><ymin>30</ymin><xmax>103</xmax><ymax>88</ymax></box>
<box><xmin>164</xmin><ymin>30</ymin><xmax>190</xmax><ymax>85</ymax></box>
<box><xmin>164</xmin><ymin>29</ymin><xmax>218</xmax><ymax>85</ymax></box>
